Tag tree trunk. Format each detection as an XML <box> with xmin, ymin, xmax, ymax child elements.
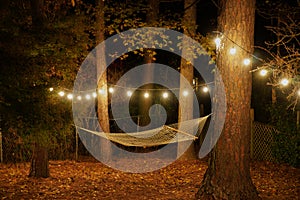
<box><xmin>29</xmin><ymin>0</ymin><xmax>49</xmax><ymax>178</ymax></box>
<box><xmin>196</xmin><ymin>0</ymin><xmax>260</xmax><ymax>199</ymax></box>
<box><xmin>29</xmin><ymin>143</ymin><xmax>49</xmax><ymax>178</ymax></box>
<box><xmin>96</xmin><ymin>0</ymin><xmax>111</xmax><ymax>162</ymax></box>
<box><xmin>30</xmin><ymin>0</ymin><xmax>44</xmax><ymax>27</ymax></box>
<box><xmin>177</xmin><ymin>0</ymin><xmax>197</xmax><ymax>160</ymax></box>
<box><xmin>138</xmin><ymin>0</ymin><xmax>159</xmax><ymax>126</ymax></box>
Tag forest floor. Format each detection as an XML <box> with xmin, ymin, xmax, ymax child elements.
<box><xmin>0</xmin><ymin>158</ymin><xmax>299</xmax><ymax>200</ymax></box>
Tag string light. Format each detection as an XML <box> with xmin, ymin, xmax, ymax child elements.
<box><xmin>280</xmin><ymin>78</ymin><xmax>289</xmax><ymax>86</ymax></box>
<box><xmin>49</xmin><ymin>30</ymin><xmax>298</xmax><ymax>103</ymax></box>
<box><xmin>58</xmin><ymin>91</ymin><xmax>65</xmax><ymax>97</ymax></box>
<box><xmin>144</xmin><ymin>92</ymin><xmax>150</xmax><ymax>98</ymax></box>
<box><xmin>229</xmin><ymin>47</ymin><xmax>236</xmax><ymax>55</ymax></box>
<box><xmin>202</xmin><ymin>87</ymin><xmax>209</xmax><ymax>93</ymax></box>
<box><xmin>98</xmin><ymin>88</ymin><xmax>105</xmax><ymax>95</ymax></box>
<box><xmin>243</xmin><ymin>58</ymin><xmax>251</xmax><ymax>66</ymax></box>
<box><xmin>214</xmin><ymin>37</ymin><xmax>221</xmax><ymax>49</ymax></box>
<box><xmin>67</xmin><ymin>94</ymin><xmax>73</xmax><ymax>100</ymax></box>
<box><xmin>183</xmin><ymin>90</ymin><xmax>188</xmax><ymax>97</ymax></box>
<box><xmin>162</xmin><ymin>92</ymin><xmax>168</xmax><ymax>99</ymax></box>
<box><xmin>260</xmin><ymin>69</ymin><xmax>268</xmax><ymax>76</ymax></box>
<box><xmin>109</xmin><ymin>87</ymin><xmax>114</xmax><ymax>93</ymax></box>
<box><xmin>126</xmin><ymin>90</ymin><xmax>133</xmax><ymax>97</ymax></box>
<box><xmin>85</xmin><ymin>94</ymin><xmax>91</xmax><ymax>100</ymax></box>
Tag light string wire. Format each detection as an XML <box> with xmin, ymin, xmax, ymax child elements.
<box><xmin>50</xmin><ymin>30</ymin><xmax>299</xmax><ymax>100</ymax></box>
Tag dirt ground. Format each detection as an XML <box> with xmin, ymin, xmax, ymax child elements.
<box><xmin>0</xmin><ymin>159</ymin><xmax>299</xmax><ymax>199</ymax></box>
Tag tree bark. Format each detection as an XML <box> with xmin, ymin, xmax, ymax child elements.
<box><xmin>138</xmin><ymin>0</ymin><xmax>159</xmax><ymax>126</ymax></box>
<box><xmin>177</xmin><ymin>0</ymin><xmax>197</xmax><ymax>160</ymax></box>
<box><xmin>28</xmin><ymin>0</ymin><xmax>49</xmax><ymax>178</ymax></box>
<box><xmin>30</xmin><ymin>0</ymin><xmax>44</xmax><ymax>28</ymax></box>
<box><xmin>96</xmin><ymin>0</ymin><xmax>111</xmax><ymax>162</ymax></box>
<box><xmin>196</xmin><ymin>0</ymin><xmax>260</xmax><ymax>199</ymax></box>
<box><xmin>29</xmin><ymin>143</ymin><xmax>49</xmax><ymax>178</ymax></box>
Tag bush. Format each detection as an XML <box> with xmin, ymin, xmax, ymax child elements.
<box><xmin>268</xmin><ymin>104</ymin><xmax>300</xmax><ymax>168</ymax></box>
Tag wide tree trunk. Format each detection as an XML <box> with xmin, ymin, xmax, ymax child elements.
<box><xmin>196</xmin><ymin>0</ymin><xmax>260</xmax><ymax>199</ymax></box>
<box><xmin>29</xmin><ymin>143</ymin><xmax>49</xmax><ymax>178</ymax></box>
<box><xmin>177</xmin><ymin>0</ymin><xmax>197</xmax><ymax>160</ymax></box>
<box><xmin>96</xmin><ymin>0</ymin><xmax>111</xmax><ymax>162</ymax></box>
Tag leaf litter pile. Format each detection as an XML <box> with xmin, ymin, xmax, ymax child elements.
<box><xmin>0</xmin><ymin>158</ymin><xmax>299</xmax><ymax>199</ymax></box>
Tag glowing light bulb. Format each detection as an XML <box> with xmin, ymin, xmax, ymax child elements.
<box><xmin>98</xmin><ymin>88</ymin><xmax>105</xmax><ymax>95</ymax></box>
<box><xmin>109</xmin><ymin>87</ymin><xmax>114</xmax><ymax>93</ymax></box>
<box><xmin>183</xmin><ymin>90</ymin><xmax>188</xmax><ymax>97</ymax></box>
<box><xmin>77</xmin><ymin>96</ymin><xmax>82</xmax><ymax>100</ymax></box>
<box><xmin>58</xmin><ymin>91</ymin><xmax>65</xmax><ymax>97</ymax></box>
<box><xmin>280</xmin><ymin>78</ymin><xmax>289</xmax><ymax>86</ymax></box>
<box><xmin>214</xmin><ymin>37</ymin><xmax>221</xmax><ymax>49</ymax></box>
<box><xmin>229</xmin><ymin>47</ymin><xmax>236</xmax><ymax>55</ymax></box>
<box><xmin>243</xmin><ymin>58</ymin><xmax>251</xmax><ymax>66</ymax></box>
<box><xmin>144</xmin><ymin>92</ymin><xmax>149</xmax><ymax>98</ymax></box>
<box><xmin>203</xmin><ymin>87</ymin><xmax>209</xmax><ymax>93</ymax></box>
<box><xmin>297</xmin><ymin>89</ymin><xmax>300</xmax><ymax>96</ymax></box>
<box><xmin>85</xmin><ymin>94</ymin><xmax>91</xmax><ymax>100</ymax></box>
<box><xmin>92</xmin><ymin>92</ymin><xmax>97</xmax><ymax>98</ymax></box>
<box><xmin>49</xmin><ymin>87</ymin><xmax>54</xmax><ymax>92</ymax></box>
<box><xmin>126</xmin><ymin>91</ymin><xmax>133</xmax><ymax>97</ymax></box>
<box><xmin>162</xmin><ymin>92</ymin><xmax>168</xmax><ymax>99</ymax></box>
<box><xmin>260</xmin><ymin>69</ymin><xmax>268</xmax><ymax>76</ymax></box>
<box><xmin>67</xmin><ymin>94</ymin><xmax>73</xmax><ymax>100</ymax></box>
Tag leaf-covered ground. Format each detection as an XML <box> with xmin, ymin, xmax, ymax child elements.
<box><xmin>0</xmin><ymin>159</ymin><xmax>299</xmax><ymax>199</ymax></box>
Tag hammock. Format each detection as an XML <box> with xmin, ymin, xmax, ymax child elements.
<box><xmin>77</xmin><ymin>115</ymin><xmax>210</xmax><ymax>147</ymax></box>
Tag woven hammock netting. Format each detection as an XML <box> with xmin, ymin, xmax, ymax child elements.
<box><xmin>77</xmin><ymin>115</ymin><xmax>210</xmax><ymax>147</ymax></box>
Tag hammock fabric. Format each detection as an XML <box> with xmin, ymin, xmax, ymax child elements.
<box><xmin>77</xmin><ymin>115</ymin><xmax>210</xmax><ymax>147</ymax></box>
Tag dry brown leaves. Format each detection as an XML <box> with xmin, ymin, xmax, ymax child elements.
<box><xmin>0</xmin><ymin>159</ymin><xmax>299</xmax><ymax>199</ymax></box>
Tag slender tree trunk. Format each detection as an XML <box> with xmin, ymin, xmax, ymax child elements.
<box><xmin>29</xmin><ymin>0</ymin><xmax>49</xmax><ymax>178</ymax></box>
<box><xmin>177</xmin><ymin>0</ymin><xmax>197</xmax><ymax>160</ymax></box>
<box><xmin>138</xmin><ymin>0</ymin><xmax>159</xmax><ymax>126</ymax></box>
<box><xmin>96</xmin><ymin>0</ymin><xmax>111</xmax><ymax>162</ymax></box>
<box><xmin>29</xmin><ymin>143</ymin><xmax>49</xmax><ymax>178</ymax></box>
<box><xmin>196</xmin><ymin>0</ymin><xmax>260</xmax><ymax>199</ymax></box>
<box><xmin>30</xmin><ymin>0</ymin><xmax>44</xmax><ymax>27</ymax></box>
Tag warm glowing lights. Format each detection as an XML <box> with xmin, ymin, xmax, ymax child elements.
<box><xmin>126</xmin><ymin>90</ymin><xmax>133</xmax><ymax>97</ymax></box>
<box><xmin>67</xmin><ymin>94</ymin><xmax>73</xmax><ymax>100</ymax></box>
<box><xmin>214</xmin><ymin>37</ymin><xmax>221</xmax><ymax>49</ymax></box>
<box><xmin>229</xmin><ymin>47</ymin><xmax>236</xmax><ymax>55</ymax></box>
<box><xmin>98</xmin><ymin>88</ymin><xmax>105</xmax><ymax>95</ymax></box>
<box><xmin>183</xmin><ymin>90</ymin><xmax>189</xmax><ymax>97</ymax></box>
<box><xmin>162</xmin><ymin>92</ymin><xmax>168</xmax><ymax>99</ymax></box>
<box><xmin>85</xmin><ymin>94</ymin><xmax>91</xmax><ymax>100</ymax></box>
<box><xmin>202</xmin><ymin>87</ymin><xmax>209</xmax><ymax>93</ymax></box>
<box><xmin>243</xmin><ymin>58</ymin><xmax>251</xmax><ymax>66</ymax></box>
<box><xmin>260</xmin><ymin>69</ymin><xmax>268</xmax><ymax>76</ymax></box>
<box><xmin>58</xmin><ymin>91</ymin><xmax>65</xmax><ymax>97</ymax></box>
<box><xmin>49</xmin><ymin>31</ymin><xmax>299</xmax><ymax>103</ymax></box>
<box><xmin>144</xmin><ymin>92</ymin><xmax>150</xmax><ymax>98</ymax></box>
<box><xmin>108</xmin><ymin>87</ymin><xmax>114</xmax><ymax>93</ymax></box>
<box><xmin>280</xmin><ymin>78</ymin><xmax>289</xmax><ymax>86</ymax></box>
